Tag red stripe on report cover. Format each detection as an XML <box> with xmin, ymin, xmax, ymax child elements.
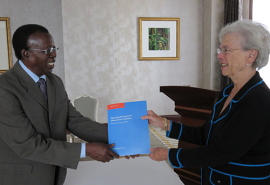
<box><xmin>107</xmin><ymin>103</ymin><xmax>125</xmax><ymax>110</ymax></box>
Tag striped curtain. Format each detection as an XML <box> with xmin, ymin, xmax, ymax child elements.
<box><xmin>221</xmin><ymin>0</ymin><xmax>239</xmax><ymax>89</ymax></box>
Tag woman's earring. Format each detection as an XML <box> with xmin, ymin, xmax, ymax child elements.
<box><xmin>247</xmin><ymin>63</ymin><xmax>250</xmax><ymax>66</ymax></box>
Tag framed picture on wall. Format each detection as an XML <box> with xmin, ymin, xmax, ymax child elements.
<box><xmin>0</xmin><ymin>17</ymin><xmax>12</xmax><ymax>73</ymax></box>
<box><xmin>139</xmin><ymin>17</ymin><xmax>180</xmax><ymax>61</ymax></box>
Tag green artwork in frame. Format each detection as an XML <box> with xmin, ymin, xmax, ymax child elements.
<box><xmin>139</xmin><ymin>17</ymin><xmax>180</xmax><ymax>60</ymax></box>
<box><xmin>148</xmin><ymin>28</ymin><xmax>170</xmax><ymax>50</ymax></box>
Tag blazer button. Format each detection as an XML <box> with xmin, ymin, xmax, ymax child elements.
<box><xmin>217</xmin><ymin>180</ymin><xmax>221</xmax><ymax>184</ymax></box>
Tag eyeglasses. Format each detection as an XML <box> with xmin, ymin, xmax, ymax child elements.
<box><xmin>217</xmin><ymin>48</ymin><xmax>241</xmax><ymax>55</ymax></box>
<box><xmin>29</xmin><ymin>47</ymin><xmax>59</xmax><ymax>56</ymax></box>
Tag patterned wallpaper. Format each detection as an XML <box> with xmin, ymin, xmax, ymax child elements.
<box><xmin>0</xmin><ymin>0</ymin><xmax>65</xmax><ymax>80</ymax></box>
<box><xmin>62</xmin><ymin>0</ymin><xmax>204</xmax><ymax>123</ymax></box>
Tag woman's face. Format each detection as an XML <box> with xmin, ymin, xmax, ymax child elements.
<box><xmin>217</xmin><ymin>33</ymin><xmax>250</xmax><ymax>79</ymax></box>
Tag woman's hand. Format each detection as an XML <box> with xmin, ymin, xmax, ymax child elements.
<box><xmin>148</xmin><ymin>147</ymin><xmax>169</xmax><ymax>161</ymax></box>
<box><xmin>141</xmin><ymin>110</ymin><xmax>165</xmax><ymax>129</ymax></box>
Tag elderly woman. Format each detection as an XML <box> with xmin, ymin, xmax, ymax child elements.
<box><xmin>142</xmin><ymin>19</ymin><xmax>270</xmax><ymax>184</ymax></box>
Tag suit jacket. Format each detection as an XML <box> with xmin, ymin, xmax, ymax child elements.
<box><xmin>167</xmin><ymin>72</ymin><xmax>270</xmax><ymax>184</ymax></box>
<box><xmin>0</xmin><ymin>62</ymin><xmax>108</xmax><ymax>185</ymax></box>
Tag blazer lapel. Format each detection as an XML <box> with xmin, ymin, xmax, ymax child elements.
<box><xmin>28</xmin><ymin>83</ymin><xmax>48</xmax><ymax>111</ymax></box>
<box><xmin>46</xmin><ymin>77</ymin><xmax>56</xmax><ymax>121</ymax></box>
<box><xmin>13</xmin><ymin>62</ymin><xmax>48</xmax><ymax>111</ymax></box>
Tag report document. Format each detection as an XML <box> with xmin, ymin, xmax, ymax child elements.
<box><xmin>107</xmin><ymin>100</ymin><xmax>150</xmax><ymax>156</ymax></box>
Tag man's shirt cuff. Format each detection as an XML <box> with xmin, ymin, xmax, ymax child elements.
<box><xmin>80</xmin><ymin>143</ymin><xmax>86</xmax><ymax>158</ymax></box>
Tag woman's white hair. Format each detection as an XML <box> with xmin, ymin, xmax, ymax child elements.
<box><xmin>219</xmin><ymin>19</ymin><xmax>270</xmax><ymax>69</ymax></box>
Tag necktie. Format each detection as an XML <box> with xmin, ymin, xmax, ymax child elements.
<box><xmin>37</xmin><ymin>78</ymin><xmax>47</xmax><ymax>99</ymax></box>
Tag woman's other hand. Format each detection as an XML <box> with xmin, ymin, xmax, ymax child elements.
<box><xmin>148</xmin><ymin>147</ymin><xmax>169</xmax><ymax>161</ymax></box>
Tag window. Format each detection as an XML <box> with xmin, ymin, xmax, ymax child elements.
<box><xmin>253</xmin><ymin>0</ymin><xmax>270</xmax><ymax>86</ymax></box>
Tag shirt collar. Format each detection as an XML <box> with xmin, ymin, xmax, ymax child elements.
<box><xmin>19</xmin><ymin>60</ymin><xmax>46</xmax><ymax>83</ymax></box>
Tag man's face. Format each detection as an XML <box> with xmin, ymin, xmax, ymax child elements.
<box><xmin>24</xmin><ymin>31</ymin><xmax>56</xmax><ymax>77</ymax></box>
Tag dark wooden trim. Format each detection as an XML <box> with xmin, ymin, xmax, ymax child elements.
<box><xmin>178</xmin><ymin>174</ymin><xmax>201</xmax><ymax>185</ymax></box>
<box><xmin>175</xmin><ymin>105</ymin><xmax>212</xmax><ymax>114</ymax></box>
<box><xmin>176</xmin><ymin>168</ymin><xmax>201</xmax><ymax>178</ymax></box>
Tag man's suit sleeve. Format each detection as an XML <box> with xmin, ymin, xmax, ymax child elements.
<box><xmin>0</xmin><ymin>87</ymin><xmax>81</xmax><ymax>169</ymax></box>
<box><xmin>65</xmin><ymin>97</ymin><xmax>109</xmax><ymax>144</ymax></box>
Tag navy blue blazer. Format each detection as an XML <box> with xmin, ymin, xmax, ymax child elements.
<box><xmin>167</xmin><ymin>72</ymin><xmax>270</xmax><ymax>184</ymax></box>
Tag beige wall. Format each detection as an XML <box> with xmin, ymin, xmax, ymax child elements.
<box><xmin>202</xmin><ymin>0</ymin><xmax>224</xmax><ymax>90</ymax></box>
<box><xmin>0</xmin><ymin>0</ymin><xmax>65</xmax><ymax>80</ymax></box>
<box><xmin>0</xmin><ymin>0</ymin><xmax>224</xmax><ymax>123</ymax></box>
<box><xmin>62</xmin><ymin>0</ymin><xmax>206</xmax><ymax>123</ymax></box>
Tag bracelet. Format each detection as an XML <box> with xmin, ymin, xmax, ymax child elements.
<box><xmin>163</xmin><ymin>118</ymin><xmax>169</xmax><ymax>131</ymax></box>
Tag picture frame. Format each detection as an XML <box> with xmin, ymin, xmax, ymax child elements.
<box><xmin>0</xmin><ymin>17</ymin><xmax>12</xmax><ymax>73</ymax></box>
<box><xmin>139</xmin><ymin>17</ymin><xmax>180</xmax><ymax>61</ymax></box>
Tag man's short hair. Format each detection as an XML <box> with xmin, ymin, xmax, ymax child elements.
<box><xmin>12</xmin><ymin>24</ymin><xmax>49</xmax><ymax>60</ymax></box>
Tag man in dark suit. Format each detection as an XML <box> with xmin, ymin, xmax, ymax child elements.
<box><xmin>0</xmin><ymin>24</ymin><xmax>119</xmax><ymax>185</ymax></box>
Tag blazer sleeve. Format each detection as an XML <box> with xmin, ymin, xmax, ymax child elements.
<box><xmin>50</xmin><ymin>74</ymin><xmax>108</xmax><ymax>144</ymax></box>
<box><xmin>0</xmin><ymin>87</ymin><xmax>81</xmax><ymax>169</ymax></box>
<box><xmin>167</xmin><ymin>121</ymin><xmax>208</xmax><ymax>145</ymax></box>
<box><xmin>65</xmin><ymin>97</ymin><xmax>109</xmax><ymax>144</ymax></box>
